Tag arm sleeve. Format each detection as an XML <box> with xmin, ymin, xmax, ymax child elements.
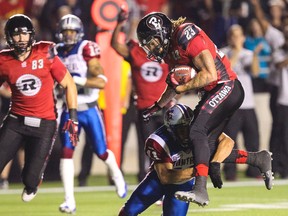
<box><xmin>186</xmin><ymin>34</ymin><xmax>209</xmax><ymax>58</ymax></box>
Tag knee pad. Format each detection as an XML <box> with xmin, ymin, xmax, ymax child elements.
<box><xmin>61</xmin><ymin>147</ymin><xmax>74</xmax><ymax>158</ymax></box>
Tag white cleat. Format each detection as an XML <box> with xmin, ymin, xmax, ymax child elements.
<box><xmin>22</xmin><ymin>188</ymin><xmax>37</xmax><ymax>202</ymax></box>
<box><xmin>155</xmin><ymin>199</ymin><xmax>163</xmax><ymax>206</ymax></box>
<box><xmin>59</xmin><ymin>201</ymin><xmax>76</xmax><ymax>214</ymax></box>
<box><xmin>0</xmin><ymin>179</ymin><xmax>9</xmax><ymax>190</ymax></box>
<box><xmin>175</xmin><ymin>191</ymin><xmax>209</xmax><ymax>207</ymax></box>
<box><xmin>112</xmin><ymin>174</ymin><xmax>127</xmax><ymax>198</ymax></box>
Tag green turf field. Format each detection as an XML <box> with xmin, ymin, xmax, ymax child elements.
<box><xmin>0</xmin><ymin>175</ymin><xmax>287</xmax><ymax>216</ymax></box>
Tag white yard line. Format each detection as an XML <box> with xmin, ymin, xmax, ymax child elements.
<box><xmin>0</xmin><ymin>179</ymin><xmax>287</xmax><ymax>195</ymax></box>
<box><xmin>188</xmin><ymin>202</ymin><xmax>288</xmax><ymax>213</ymax></box>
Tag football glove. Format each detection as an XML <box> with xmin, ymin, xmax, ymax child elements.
<box><xmin>142</xmin><ymin>102</ymin><xmax>161</xmax><ymax>123</ymax></box>
<box><xmin>166</xmin><ymin>72</ymin><xmax>180</xmax><ymax>91</ymax></box>
<box><xmin>117</xmin><ymin>5</ymin><xmax>128</xmax><ymax>23</ymax></box>
<box><xmin>209</xmin><ymin>162</ymin><xmax>223</xmax><ymax>189</ymax></box>
<box><xmin>63</xmin><ymin>119</ymin><xmax>79</xmax><ymax>146</ymax></box>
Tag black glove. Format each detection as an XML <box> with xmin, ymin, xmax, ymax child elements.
<box><xmin>142</xmin><ymin>102</ymin><xmax>161</xmax><ymax>123</ymax></box>
<box><xmin>117</xmin><ymin>5</ymin><xmax>128</xmax><ymax>23</ymax></box>
<box><xmin>165</xmin><ymin>72</ymin><xmax>180</xmax><ymax>92</ymax></box>
<box><xmin>209</xmin><ymin>162</ymin><xmax>223</xmax><ymax>189</ymax></box>
<box><xmin>63</xmin><ymin>119</ymin><xmax>79</xmax><ymax>146</ymax></box>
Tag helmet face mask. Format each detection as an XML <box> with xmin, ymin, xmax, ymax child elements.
<box><xmin>56</xmin><ymin>14</ymin><xmax>84</xmax><ymax>46</ymax></box>
<box><xmin>61</xmin><ymin>30</ymin><xmax>79</xmax><ymax>46</ymax></box>
<box><xmin>164</xmin><ymin>104</ymin><xmax>194</xmax><ymax>148</ymax></box>
<box><xmin>141</xmin><ymin>37</ymin><xmax>167</xmax><ymax>63</ymax></box>
<box><xmin>4</xmin><ymin>14</ymin><xmax>35</xmax><ymax>54</ymax></box>
<box><xmin>137</xmin><ymin>12</ymin><xmax>172</xmax><ymax>62</ymax></box>
<box><xmin>170</xmin><ymin>124</ymin><xmax>191</xmax><ymax>148</ymax></box>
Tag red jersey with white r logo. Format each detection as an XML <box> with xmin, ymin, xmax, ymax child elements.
<box><xmin>0</xmin><ymin>41</ymin><xmax>67</xmax><ymax>120</ymax></box>
<box><xmin>127</xmin><ymin>40</ymin><xmax>169</xmax><ymax>109</ymax></box>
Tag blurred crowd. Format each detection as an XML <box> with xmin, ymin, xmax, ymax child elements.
<box><xmin>0</xmin><ymin>0</ymin><xmax>286</xmax><ymax>79</ymax></box>
<box><xmin>1</xmin><ymin>0</ymin><xmax>288</xmax><ymax>189</ymax></box>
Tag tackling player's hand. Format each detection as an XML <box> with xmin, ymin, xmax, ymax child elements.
<box><xmin>209</xmin><ymin>162</ymin><xmax>223</xmax><ymax>189</ymax></box>
<box><xmin>63</xmin><ymin>119</ymin><xmax>79</xmax><ymax>146</ymax></box>
<box><xmin>166</xmin><ymin>72</ymin><xmax>180</xmax><ymax>92</ymax></box>
<box><xmin>142</xmin><ymin>102</ymin><xmax>161</xmax><ymax>123</ymax></box>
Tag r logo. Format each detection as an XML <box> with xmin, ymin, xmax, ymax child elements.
<box><xmin>16</xmin><ymin>74</ymin><xmax>42</xmax><ymax>96</ymax></box>
<box><xmin>140</xmin><ymin>61</ymin><xmax>163</xmax><ymax>82</ymax></box>
<box><xmin>146</xmin><ymin>15</ymin><xmax>163</xmax><ymax>30</ymax></box>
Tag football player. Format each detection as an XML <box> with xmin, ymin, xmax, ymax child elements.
<box><xmin>118</xmin><ymin>103</ymin><xmax>273</xmax><ymax>215</ymax></box>
<box><xmin>0</xmin><ymin>14</ymin><xmax>78</xmax><ymax>202</ymax></box>
<box><xmin>136</xmin><ymin>12</ymin><xmax>246</xmax><ymax>206</ymax></box>
<box><xmin>55</xmin><ymin>14</ymin><xmax>127</xmax><ymax>214</ymax></box>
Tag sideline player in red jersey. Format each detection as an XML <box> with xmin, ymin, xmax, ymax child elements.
<box><xmin>111</xmin><ymin>9</ymin><xmax>176</xmax><ymax>183</ymax></box>
<box><xmin>136</xmin><ymin>12</ymin><xmax>247</xmax><ymax>206</ymax></box>
<box><xmin>0</xmin><ymin>14</ymin><xmax>78</xmax><ymax>202</ymax></box>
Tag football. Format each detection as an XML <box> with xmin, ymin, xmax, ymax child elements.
<box><xmin>171</xmin><ymin>65</ymin><xmax>197</xmax><ymax>84</ymax></box>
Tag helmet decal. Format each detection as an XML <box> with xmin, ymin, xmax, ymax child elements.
<box><xmin>164</xmin><ymin>104</ymin><xmax>194</xmax><ymax>127</ymax></box>
<box><xmin>146</xmin><ymin>15</ymin><xmax>163</xmax><ymax>31</ymax></box>
<box><xmin>166</xmin><ymin>108</ymin><xmax>174</xmax><ymax>121</ymax></box>
<box><xmin>137</xmin><ymin>12</ymin><xmax>172</xmax><ymax>62</ymax></box>
<box><xmin>164</xmin><ymin>103</ymin><xmax>194</xmax><ymax>148</ymax></box>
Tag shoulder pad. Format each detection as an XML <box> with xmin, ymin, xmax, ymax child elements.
<box><xmin>0</xmin><ymin>48</ymin><xmax>13</xmax><ymax>55</ymax></box>
<box><xmin>34</xmin><ymin>41</ymin><xmax>55</xmax><ymax>49</ymax></box>
<box><xmin>34</xmin><ymin>41</ymin><xmax>57</xmax><ymax>59</ymax></box>
<box><xmin>176</xmin><ymin>23</ymin><xmax>200</xmax><ymax>50</ymax></box>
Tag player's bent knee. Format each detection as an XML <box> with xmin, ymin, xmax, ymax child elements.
<box><xmin>98</xmin><ymin>151</ymin><xmax>108</xmax><ymax>161</ymax></box>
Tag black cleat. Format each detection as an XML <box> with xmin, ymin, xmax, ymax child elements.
<box><xmin>175</xmin><ymin>176</ymin><xmax>209</xmax><ymax>207</ymax></box>
<box><xmin>254</xmin><ymin>150</ymin><xmax>274</xmax><ymax>190</ymax></box>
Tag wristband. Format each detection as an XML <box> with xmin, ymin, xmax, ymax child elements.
<box><xmin>73</xmin><ymin>76</ymin><xmax>87</xmax><ymax>86</ymax></box>
<box><xmin>69</xmin><ymin>109</ymin><xmax>78</xmax><ymax>122</ymax></box>
<box><xmin>97</xmin><ymin>74</ymin><xmax>108</xmax><ymax>83</ymax></box>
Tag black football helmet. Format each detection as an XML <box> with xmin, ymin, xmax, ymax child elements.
<box><xmin>56</xmin><ymin>14</ymin><xmax>84</xmax><ymax>46</ymax></box>
<box><xmin>137</xmin><ymin>12</ymin><xmax>172</xmax><ymax>62</ymax></box>
<box><xmin>164</xmin><ymin>103</ymin><xmax>194</xmax><ymax>148</ymax></box>
<box><xmin>4</xmin><ymin>14</ymin><xmax>35</xmax><ymax>53</ymax></box>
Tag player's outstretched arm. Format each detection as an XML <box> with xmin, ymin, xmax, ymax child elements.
<box><xmin>209</xmin><ymin>133</ymin><xmax>234</xmax><ymax>189</ymax></box>
<box><xmin>211</xmin><ymin>133</ymin><xmax>235</xmax><ymax>163</ymax></box>
<box><xmin>154</xmin><ymin>162</ymin><xmax>194</xmax><ymax>185</ymax></box>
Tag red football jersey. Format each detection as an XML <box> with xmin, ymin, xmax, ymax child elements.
<box><xmin>127</xmin><ymin>40</ymin><xmax>169</xmax><ymax>109</ymax></box>
<box><xmin>0</xmin><ymin>41</ymin><xmax>67</xmax><ymax>120</ymax></box>
<box><xmin>164</xmin><ymin>23</ymin><xmax>237</xmax><ymax>91</ymax></box>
